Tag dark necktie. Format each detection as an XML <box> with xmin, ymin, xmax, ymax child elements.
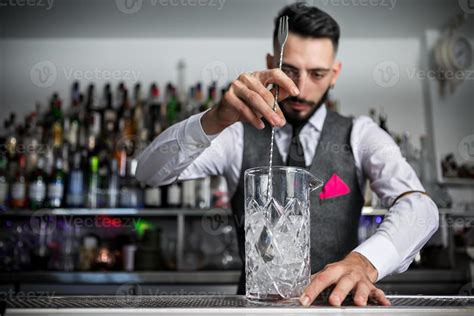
<box><xmin>286</xmin><ymin>124</ymin><xmax>306</xmax><ymax>167</ymax></box>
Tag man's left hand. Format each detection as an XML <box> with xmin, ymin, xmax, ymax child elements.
<box><xmin>299</xmin><ymin>252</ymin><xmax>391</xmax><ymax>307</ymax></box>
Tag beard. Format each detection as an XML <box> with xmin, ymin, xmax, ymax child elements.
<box><xmin>281</xmin><ymin>86</ymin><xmax>331</xmax><ymax>127</ymax></box>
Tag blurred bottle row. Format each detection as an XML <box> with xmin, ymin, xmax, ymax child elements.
<box><xmin>0</xmin><ymin>81</ymin><xmax>230</xmax><ymax>210</ymax></box>
<box><xmin>0</xmin><ymin>215</ymin><xmax>242</xmax><ymax>272</ymax></box>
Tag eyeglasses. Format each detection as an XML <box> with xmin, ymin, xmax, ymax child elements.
<box><xmin>281</xmin><ymin>65</ymin><xmax>331</xmax><ymax>82</ymax></box>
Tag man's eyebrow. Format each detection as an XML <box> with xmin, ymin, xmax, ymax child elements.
<box><xmin>282</xmin><ymin>63</ymin><xmax>330</xmax><ymax>72</ymax></box>
<box><xmin>282</xmin><ymin>63</ymin><xmax>298</xmax><ymax>70</ymax></box>
<box><xmin>309</xmin><ymin>68</ymin><xmax>331</xmax><ymax>72</ymax></box>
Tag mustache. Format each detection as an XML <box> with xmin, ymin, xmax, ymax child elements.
<box><xmin>283</xmin><ymin>96</ymin><xmax>318</xmax><ymax>107</ymax></box>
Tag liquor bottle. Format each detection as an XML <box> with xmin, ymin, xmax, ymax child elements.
<box><xmin>47</xmin><ymin>155</ymin><xmax>65</xmax><ymax>208</ymax></box>
<box><xmin>133</xmin><ymin>83</ymin><xmax>149</xmax><ymax>156</ymax></box>
<box><xmin>97</xmin><ymin>156</ymin><xmax>109</xmax><ymax>208</ymax></box>
<box><xmin>10</xmin><ymin>155</ymin><xmax>27</xmax><ymax>209</ymax></box>
<box><xmin>166</xmin><ymin>85</ymin><xmax>179</xmax><ymax>126</ymax></box>
<box><xmin>118</xmin><ymin>88</ymin><xmax>135</xmax><ymax>139</ymax></box>
<box><xmin>119</xmin><ymin>158</ymin><xmax>144</xmax><ymax>208</ymax></box>
<box><xmin>115</xmin><ymin>82</ymin><xmax>126</xmax><ymax>109</ymax></box>
<box><xmin>196</xmin><ymin>176</ymin><xmax>211</xmax><ymax>209</ymax></box>
<box><xmin>144</xmin><ymin>184</ymin><xmax>161</xmax><ymax>208</ymax></box>
<box><xmin>66</xmin><ymin>152</ymin><xmax>85</xmax><ymax>207</ymax></box>
<box><xmin>200</xmin><ymin>83</ymin><xmax>216</xmax><ymax>112</ymax></box>
<box><xmin>28</xmin><ymin>157</ymin><xmax>47</xmax><ymax>210</ymax></box>
<box><xmin>77</xmin><ymin>93</ymin><xmax>88</xmax><ymax>150</ymax></box>
<box><xmin>65</xmin><ymin>82</ymin><xmax>81</xmax><ymax>150</ymax></box>
<box><xmin>5</xmin><ymin>113</ymin><xmax>18</xmax><ymax>161</ymax></box>
<box><xmin>185</xmin><ymin>86</ymin><xmax>196</xmax><ymax>117</ymax></box>
<box><xmin>211</xmin><ymin>175</ymin><xmax>230</xmax><ymax>209</ymax></box>
<box><xmin>148</xmin><ymin>83</ymin><xmax>164</xmax><ymax>139</ymax></box>
<box><xmin>51</xmin><ymin>94</ymin><xmax>64</xmax><ymax>149</ymax></box>
<box><xmin>133</xmin><ymin>83</ymin><xmax>145</xmax><ymax>131</ymax></box>
<box><xmin>86</xmin><ymin>85</ymin><xmax>102</xmax><ymax>153</ymax></box>
<box><xmin>102</xmin><ymin>91</ymin><xmax>117</xmax><ymax>155</ymax></box>
<box><xmin>87</xmin><ymin>156</ymin><xmax>100</xmax><ymax>209</ymax></box>
<box><xmin>182</xmin><ymin>180</ymin><xmax>196</xmax><ymax>208</ymax></box>
<box><xmin>195</xmin><ymin>83</ymin><xmax>203</xmax><ymax>113</ymax></box>
<box><xmin>0</xmin><ymin>155</ymin><xmax>9</xmax><ymax>209</ymax></box>
<box><xmin>166</xmin><ymin>182</ymin><xmax>182</xmax><ymax>208</ymax></box>
<box><xmin>24</xmin><ymin>112</ymin><xmax>41</xmax><ymax>174</ymax></box>
<box><xmin>107</xmin><ymin>159</ymin><xmax>120</xmax><ymax>208</ymax></box>
<box><xmin>103</xmin><ymin>88</ymin><xmax>117</xmax><ymax>136</ymax></box>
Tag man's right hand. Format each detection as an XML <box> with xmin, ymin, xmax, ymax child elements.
<box><xmin>201</xmin><ymin>69</ymin><xmax>300</xmax><ymax>135</ymax></box>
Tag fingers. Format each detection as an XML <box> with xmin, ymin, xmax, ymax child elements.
<box><xmin>218</xmin><ymin>69</ymin><xmax>298</xmax><ymax>128</ymax></box>
<box><xmin>300</xmin><ymin>265</ymin><xmax>343</xmax><ymax>307</ymax></box>
<box><xmin>329</xmin><ymin>275</ymin><xmax>358</xmax><ymax>306</ymax></box>
<box><xmin>223</xmin><ymin>89</ymin><xmax>264</xmax><ymax>129</ymax></box>
<box><xmin>370</xmin><ymin>288</ymin><xmax>391</xmax><ymax>306</ymax></box>
<box><xmin>239</xmin><ymin>74</ymin><xmax>287</xmax><ymax>125</ymax></box>
<box><xmin>239</xmin><ymin>73</ymin><xmax>275</xmax><ymax>108</ymax></box>
<box><xmin>256</xmin><ymin>69</ymin><xmax>299</xmax><ymax>100</ymax></box>
<box><xmin>299</xmin><ymin>256</ymin><xmax>390</xmax><ymax>308</ymax></box>
<box><xmin>352</xmin><ymin>281</ymin><xmax>372</xmax><ymax>306</ymax></box>
<box><xmin>233</xmin><ymin>79</ymin><xmax>284</xmax><ymax>127</ymax></box>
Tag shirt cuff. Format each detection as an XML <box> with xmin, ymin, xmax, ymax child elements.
<box><xmin>352</xmin><ymin>233</ymin><xmax>401</xmax><ymax>282</ymax></box>
<box><xmin>180</xmin><ymin>110</ymin><xmax>220</xmax><ymax>149</ymax></box>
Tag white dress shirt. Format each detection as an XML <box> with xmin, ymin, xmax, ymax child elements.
<box><xmin>136</xmin><ymin>105</ymin><xmax>439</xmax><ymax>282</ymax></box>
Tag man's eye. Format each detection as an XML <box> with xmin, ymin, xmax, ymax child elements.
<box><xmin>283</xmin><ymin>68</ymin><xmax>298</xmax><ymax>77</ymax></box>
<box><xmin>310</xmin><ymin>72</ymin><xmax>325</xmax><ymax>80</ymax></box>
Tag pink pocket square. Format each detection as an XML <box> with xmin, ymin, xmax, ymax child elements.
<box><xmin>319</xmin><ymin>173</ymin><xmax>351</xmax><ymax>199</ymax></box>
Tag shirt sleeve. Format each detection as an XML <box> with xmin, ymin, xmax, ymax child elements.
<box><xmin>135</xmin><ymin>110</ymin><xmax>242</xmax><ymax>192</ymax></box>
<box><xmin>350</xmin><ymin>116</ymin><xmax>439</xmax><ymax>282</ymax></box>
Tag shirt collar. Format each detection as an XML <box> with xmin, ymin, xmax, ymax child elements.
<box><xmin>306</xmin><ymin>103</ymin><xmax>327</xmax><ymax>132</ymax></box>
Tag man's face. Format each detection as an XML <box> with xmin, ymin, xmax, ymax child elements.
<box><xmin>267</xmin><ymin>33</ymin><xmax>341</xmax><ymax>121</ymax></box>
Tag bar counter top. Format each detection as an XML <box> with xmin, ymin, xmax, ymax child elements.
<box><xmin>2</xmin><ymin>294</ymin><xmax>474</xmax><ymax>315</ymax></box>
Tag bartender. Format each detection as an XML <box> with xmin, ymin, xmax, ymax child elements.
<box><xmin>136</xmin><ymin>3</ymin><xmax>439</xmax><ymax>307</ymax></box>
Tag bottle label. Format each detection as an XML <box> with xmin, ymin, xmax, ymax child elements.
<box><xmin>29</xmin><ymin>181</ymin><xmax>46</xmax><ymax>201</ymax></box>
<box><xmin>0</xmin><ymin>182</ymin><xmax>8</xmax><ymax>203</ymax></box>
<box><xmin>48</xmin><ymin>182</ymin><xmax>64</xmax><ymax>199</ymax></box>
<box><xmin>167</xmin><ymin>184</ymin><xmax>181</xmax><ymax>206</ymax></box>
<box><xmin>11</xmin><ymin>182</ymin><xmax>26</xmax><ymax>200</ymax></box>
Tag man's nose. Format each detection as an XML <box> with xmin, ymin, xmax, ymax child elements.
<box><xmin>295</xmin><ymin>75</ymin><xmax>311</xmax><ymax>99</ymax></box>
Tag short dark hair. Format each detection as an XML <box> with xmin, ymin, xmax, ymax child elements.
<box><xmin>273</xmin><ymin>2</ymin><xmax>340</xmax><ymax>53</ymax></box>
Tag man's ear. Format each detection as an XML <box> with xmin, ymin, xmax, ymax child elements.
<box><xmin>266</xmin><ymin>53</ymin><xmax>274</xmax><ymax>69</ymax></box>
<box><xmin>331</xmin><ymin>61</ymin><xmax>342</xmax><ymax>87</ymax></box>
